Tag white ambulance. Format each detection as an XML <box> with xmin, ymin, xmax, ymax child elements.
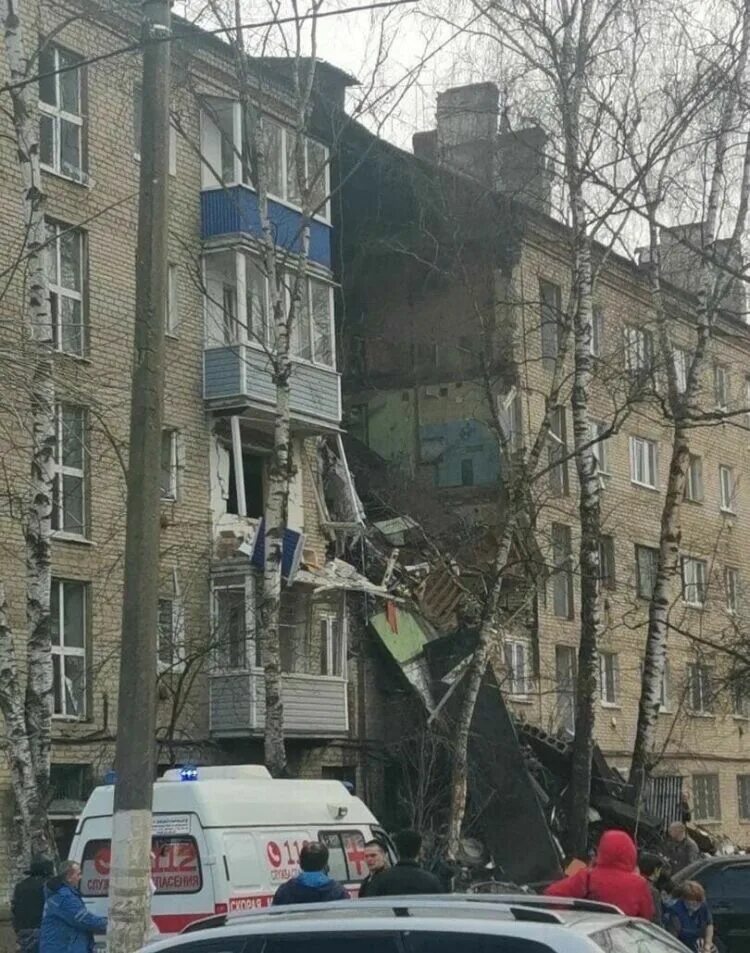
<box><xmin>68</xmin><ymin>765</ymin><xmax>388</xmax><ymax>935</ymax></box>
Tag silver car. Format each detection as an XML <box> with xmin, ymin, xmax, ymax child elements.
<box><xmin>141</xmin><ymin>895</ymin><xmax>689</xmax><ymax>952</ymax></box>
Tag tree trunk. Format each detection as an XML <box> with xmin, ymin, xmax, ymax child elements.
<box><xmin>2</xmin><ymin>0</ymin><xmax>55</xmax><ymax>864</ymax></box>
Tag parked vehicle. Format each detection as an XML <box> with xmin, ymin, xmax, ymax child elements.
<box><xmin>68</xmin><ymin>765</ymin><xmax>388</xmax><ymax>936</ymax></box>
<box><xmin>141</xmin><ymin>895</ymin><xmax>689</xmax><ymax>952</ymax></box>
<box><xmin>672</xmin><ymin>854</ymin><xmax>750</xmax><ymax>953</ymax></box>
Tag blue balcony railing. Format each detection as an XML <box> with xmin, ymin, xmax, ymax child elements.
<box><xmin>201</xmin><ymin>186</ymin><xmax>332</xmax><ymax>270</ymax></box>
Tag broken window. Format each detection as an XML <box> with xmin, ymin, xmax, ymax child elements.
<box><xmin>227</xmin><ymin>450</ymin><xmax>265</xmax><ymax>518</ymax></box>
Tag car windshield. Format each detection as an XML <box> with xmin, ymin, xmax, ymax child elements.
<box><xmin>591</xmin><ymin>921</ymin><xmax>688</xmax><ymax>953</ymax></box>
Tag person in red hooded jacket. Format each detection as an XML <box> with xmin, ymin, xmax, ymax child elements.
<box><xmin>544</xmin><ymin>830</ymin><xmax>654</xmax><ymax>919</ymax></box>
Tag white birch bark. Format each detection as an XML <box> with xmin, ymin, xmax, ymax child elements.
<box><xmin>2</xmin><ymin>0</ymin><xmax>55</xmax><ymax>862</ymax></box>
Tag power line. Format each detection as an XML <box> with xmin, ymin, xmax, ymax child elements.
<box><xmin>0</xmin><ymin>0</ymin><xmax>419</xmax><ymax>95</ymax></box>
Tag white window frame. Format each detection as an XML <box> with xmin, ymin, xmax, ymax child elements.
<box><xmin>599</xmin><ymin>651</ymin><xmax>620</xmax><ymax>707</ymax></box>
<box><xmin>629</xmin><ymin>435</ymin><xmax>658</xmax><ymax>488</ymax></box>
<box><xmin>45</xmin><ymin>220</ymin><xmax>85</xmax><ymax>356</ymax></box>
<box><xmin>635</xmin><ymin>544</ymin><xmax>659</xmax><ymax>600</ymax></box>
<box><xmin>504</xmin><ymin>641</ymin><xmax>532</xmax><ymax>698</ymax></box>
<box><xmin>161</xmin><ymin>428</ymin><xmax>179</xmax><ymax>502</ymax></box>
<box><xmin>725</xmin><ymin>566</ymin><xmax>740</xmax><ymax>614</ymax></box>
<box><xmin>591</xmin><ymin>307</ymin><xmax>604</xmax><ymax>357</ymax></box>
<box><xmin>719</xmin><ymin>464</ymin><xmax>736</xmax><ymax>513</ymax></box>
<box><xmin>320</xmin><ymin>613</ymin><xmax>346</xmax><ymax>678</ymax></box>
<box><xmin>692</xmin><ymin>773</ymin><xmax>721</xmax><ymax>821</ymax></box>
<box><xmin>682</xmin><ymin>556</ymin><xmax>707</xmax><ymax>607</ymax></box>
<box><xmin>684</xmin><ymin>454</ymin><xmax>703</xmax><ymax>503</ymax></box>
<box><xmin>737</xmin><ymin>775</ymin><xmax>750</xmax><ymax>818</ymax></box>
<box><xmin>674</xmin><ymin>347</ymin><xmax>689</xmax><ymax>394</ymax></box>
<box><xmin>212</xmin><ymin>575</ymin><xmax>258</xmax><ymax>672</ymax></box>
<box><xmin>714</xmin><ymin>363</ymin><xmax>729</xmax><ymax>410</ymax></box>
<box><xmin>39</xmin><ymin>44</ymin><xmax>84</xmax><ymax>181</ymax></box>
<box><xmin>687</xmin><ymin>662</ymin><xmax>713</xmax><ymax>713</ymax></box>
<box><xmin>158</xmin><ymin>571</ymin><xmax>186</xmax><ymax>674</ymax></box>
<box><xmin>590</xmin><ymin>420</ymin><xmax>610</xmax><ymax>479</ymax></box>
<box><xmin>624</xmin><ymin>325</ymin><xmax>653</xmax><ymax>373</ymax></box>
<box><xmin>51</xmin><ymin>578</ymin><xmax>87</xmax><ymax>719</ymax></box>
<box><xmin>166</xmin><ymin>263</ymin><xmax>179</xmax><ymax>335</ymax></box>
<box><xmin>733</xmin><ymin>685</ymin><xmax>750</xmax><ymax>719</ymax></box>
<box><xmin>53</xmin><ymin>403</ymin><xmax>87</xmax><ymax>538</ymax></box>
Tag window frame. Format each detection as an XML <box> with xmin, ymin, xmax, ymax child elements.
<box><xmin>714</xmin><ymin>362</ymin><xmax>729</xmax><ymax>411</ymax></box>
<box><xmin>598</xmin><ymin>534</ymin><xmax>616</xmax><ymax>591</ymax></box>
<box><xmin>591</xmin><ymin>306</ymin><xmax>604</xmax><ymax>357</ymax></box>
<box><xmin>674</xmin><ymin>347</ymin><xmax>689</xmax><ymax>394</ymax></box>
<box><xmin>629</xmin><ymin>435</ymin><xmax>658</xmax><ymax>489</ymax></box>
<box><xmin>725</xmin><ymin>566</ymin><xmax>740</xmax><ymax>614</ymax></box>
<box><xmin>684</xmin><ymin>454</ymin><xmax>703</xmax><ymax>503</ymax></box>
<box><xmin>160</xmin><ymin>428</ymin><xmax>179</xmax><ymax>502</ymax></box>
<box><xmin>624</xmin><ymin>324</ymin><xmax>653</xmax><ymax>375</ymax></box>
<box><xmin>687</xmin><ymin>662</ymin><xmax>713</xmax><ymax>714</ymax></box>
<box><xmin>166</xmin><ymin>263</ymin><xmax>179</xmax><ymax>336</ymax></box>
<box><xmin>39</xmin><ymin>42</ymin><xmax>85</xmax><ymax>182</ymax></box>
<box><xmin>719</xmin><ymin>464</ymin><xmax>736</xmax><ymax>513</ymax></box>
<box><xmin>52</xmin><ymin>403</ymin><xmax>88</xmax><ymax>538</ymax></box>
<box><xmin>45</xmin><ymin>219</ymin><xmax>86</xmax><ymax>356</ymax></box>
<box><xmin>547</xmin><ymin>405</ymin><xmax>569</xmax><ymax>496</ymax></box>
<box><xmin>599</xmin><ymin>651</ymin><xmax>620</xmax><ymax>707</ymax></box>
<box><xmin>504</xmin><ymin>640</ymin><xmax>533</xmax><ymax>698</ymax></box>
<box><xmin>635</xmin><ymin>544</ymin><xmax>659</xmax><ymax>600</ymax></box>
<box><xmin>589</xmin><ymin>420</ymin><xmax>610</xmax><ymax>479</ymax></box>
<box><xmin>551</xmin><ymin>523</ymin><xmax>574</xmax><ymax>620</ymax></box>
<box><xmin>692</xmin><ymin>772</ymin><xmax>721</xmax><ymax>821</ymax></box>
<box><xmin>738</xmin><ymin>775</ymin><xmax>750</xmax><ymax>820</ymax></box>
<box><xmin>51</xmin><ymin>578</ymin><xmax>87</xmax><ymax>720</ymax></box>
<box><xmin>212</xmin><ymin>575</ymin><xmax>259</xmax><ymax>672</ymax></box>
<box><xmin>539</xmin><ymin>279</ymin><xmax>562</xmax><ymax>364</ymax></box>
<box><xmin>158</xmin><ymin>589</ymin><xmax>186</xmax><ymax>674</ymax></box>
<box><xmin>682</xmin><ymin>556</ymin><xmax>708</xmax><ymax>607</ymax></box>
<box><xmin>320</xmin><ymin>613</ymin><xmax>346</xmax><ymax>678</ymax></box>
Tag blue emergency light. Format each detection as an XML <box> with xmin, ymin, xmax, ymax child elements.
<box><xmin>180</xmin><ymin>764</ymin><xmax>198</xmax><ymax>782</ymax></box>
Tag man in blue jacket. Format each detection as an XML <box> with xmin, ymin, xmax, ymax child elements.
<box><xmin>272</xmin><ymin>842</ymin><xmax>348</xmax><ymax>905</ymax></box>
<box><xmin>40</xmin><ymin>861</ymin><xmax>107</xmax><ymax>953</ymax></box>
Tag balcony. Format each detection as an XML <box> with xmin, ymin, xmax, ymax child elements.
<box><xmin>201</xmin><ymin>187</ymin><xmax>332</xmax><ymax>270</ymax></box>
<box><xmin>209</xmin><ymin>671</ymin><xmax>349</xmax><ymax>738</ymax></box>
<box><xmin>204</xmin><ymin>345</ymin><xmax>341</xmax><ymax>430</ymax></box>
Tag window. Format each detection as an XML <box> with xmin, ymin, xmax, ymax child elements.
<box><xmin>290</xmin><ymin>275</ymin><xmax>334</xmax><ymax>367</ymax></box>
<box><xmin>598</xmin><ymin>535</ymin><xmax>616</xmax><ymax>590</ymax></box>
<box><xmin>629</xmin><ymin>436</ymin><xmax>658</xmax><ymax>488</ymax></box>
<box><xmin>733</xmin><ymin>683</ymin><xmax>750</xmax><ymax>718</ymax></box>
<box><xmin>539</xmin><ymin>280</ymin><xmax>561</xmax><ymax>365</ymax></box>
<box><xmin>719</xmin><ymin>464</ymin><xmax>736</xmax><ymax>513</ymax></box>
<box><xmin>551</xmin><ymin>523</ymin><xmax>573</xmax><ymax>620</ymax></box>
<box><xmin>227</xmin><ymin>450</ymin><xmax>265</xmax><ymax>519</ymax></box>
<box><xmin>599</xmin><ymin>652</ymin><xmax>620</xmax><ymax>706</ymax></box>
<box><xmin>53</xmin><ymin>404</ymin><xmax>87</xmax><ymax>536</ymax></box>
<box><xmin>673</xmin><ymin>347</ymin><xmax>689</xmax><ymax>394</ymax></box>
<box><xmin>635</xmin><ymin>545</ymin><xmax>659</xmax><ymax>600</ymax></box>
<box><xmin>684</xmin><ymin>454</ymin><xmax>703</xmax><ymax>503</ymax></box>
<box><xmin>592</xmin><ymin>922</ymin><xmax>701</xmax><ymax>953</ymax></box>
<box><xmin>44</xmin><ymin>221</ymin><xmax>85</xmax><ymax>355</ymax></box>
<box><xmin>682</xmin><ymin>557</ymin><xmax>707</xmax><ymax>607</ymax></box>
<box><xmin>590</xmin><ymin>420</ymin><xmax>610</xmax><ymax>478</ymax></box>
<box><xmin>246</xmin><ymin>257</ymin><xmax>269</xmax><ymax>347</ymax></box>
<box><xmin>166</xmin><ymin>264</ymin><xmax>179</xmax><ymax>335</ymax></box>
<box><xmin>51</xmin><ymin>579</ymin><xmax>87</xmax><ymax>718</ymax></box>
<box><xmin>547</xmin><ymin>406</ymin><xmax>568</xmax><ymax>496</ymax></box>
<box><xmin>591</xmin><ymin>306</ymin><xmax>604</xmax><ymax>357</ymax></box>
<box><xmin>555</xmin><ymin>645</ymin><xmax>577</xmax><ymax>734</ymax></box>
<box><xmin>624</xmin><ymin>325</ymin><xmax>653</xmax><ymax>374</ymax></box>
<box><xmin>214</xmin><ymin>579</ymin><xmax>258</xmax><ymax>670</ymax></box>
<box><xmin>318</xmin><ymin>831</ymin><xmax>367</xmax><ymax>882</ymax></box>
<box><xmin>158</xmin><ymin>594</ymin><xmax>185</xmax><ymax>673</ymax></box>
<box><xmin>320</xmin><ymin>616</ymin><xmax>344</xmax><ymax>677</ymax></box>
<box><xmin>460</xmin><ymin>458</ymin><xmax>474</xmax><ymax>486</ymax></box>
<box><xmin>81</xmin><ymin>836</ymin><xmax>202</xmax><ymax>897</ymax></box>
<box><xmin>726</xmin><ymin>567</ymin><xmax>740</xmax><ymax>613</ymax></box>
<box><xmin>504</xmin><ymin>641</ymin><xmax>532</xmax><ymax>696</ymax></box>
<box><xmin>160</xmin><ymin>429</ymin><xmax>178</xmax><ymax>501</ymax></box>
<box><xmin>687</xmin><ymin>662</ymin><xmax>713</xmax><ymax>713</ymax></box>
<box><xmin>714</xmin><ymin>363</ymin><xmax>729</xmax><ymax>410</ymax></box>
<box><xmin>39</xmin><ymin>43</ymin><xmax>85</xmax><ymax>180</ymax></box>
<box><xmin>693</xmin><ymin>773</ymin><xmax>721</xmax><ymax>821</ymax></box>
<box><xmin>738</xmin><ymin>776</ymin><xmax>750</xmax><ymax>819</ymax></box>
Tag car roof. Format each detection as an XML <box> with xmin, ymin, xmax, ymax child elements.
<box><xmin>674</xmin><ymin>854</ymin><xmax>750</xmax><ymax>882</ymax></box>
<box><xmin>145</xmin><ymin>896</ymin><xmax>634</xmax><ymax>952</ymax></box>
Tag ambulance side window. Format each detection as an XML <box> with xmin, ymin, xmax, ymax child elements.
<box><xmin>318</xmin><ymin>830</ymin><xmax>367</xmax><ymax>882</ymax></box>
<box><xmin>80</xmin><ymin>836</ymin><xmax>203</xmax><ymax>896</ymax></box>
<box><xmin>223</xmin><ymin>832</ymin><xmax>262</xmax><ymax>889</ymax></box>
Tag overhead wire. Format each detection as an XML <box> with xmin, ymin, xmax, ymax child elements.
<box><xmin>0</xmin><ymin>0</ymin><xmax>420</xmax><ymax>95</ymax></box>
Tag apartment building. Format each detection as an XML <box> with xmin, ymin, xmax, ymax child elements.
<box><xmin>0</xmin><ymin>0</ymin><xmax>383</xmax><ymax>901</ymax></box>
<box><xmin>341</xmin><ymin>82</ymin><xmax>750</xmax><ymax>843</ymax></box>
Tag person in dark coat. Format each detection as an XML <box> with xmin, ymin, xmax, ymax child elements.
<box><xmin>39</xmin><ymin>861</ymin><xmax>107</xmax><ymax>953</ymax></box>
<box><xmin>359</xmin><ymin>840</ymin><xmax>389</xmax><ymax>898</ymax></box>
<box><xmin>272</xmin><ymin>842</ymin><xmax>348</xmax><ymax>906</ymax></box>
<box><xmin>12</xmin><ymin>856</ymin><xmax>54</xmax><ymax>953</ymax></box>
<box><xmin>638</xmin><ymin>851</ymin><xmax>665</xmax><ymax>925</ymax></box>
<box><xmin>368</xmin><ymin>830</ymin><xmax>443</xmax><ymax>897</ymax></box>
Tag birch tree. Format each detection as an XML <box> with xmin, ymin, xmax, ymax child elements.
<box><xmin>0</xmin><ymin>0</ymin><xmax>55</xmax><ymax>863</ymax></box>
<box><xmin>628</xmin><ymin>0</ymin><xmax>750</xmax><ymax>800</ymax></box>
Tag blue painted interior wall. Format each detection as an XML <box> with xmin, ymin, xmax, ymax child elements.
<box><xmin>419</xmin><ymin>418</ymin><xmax>500</xmax><ymax>487</ymax></box>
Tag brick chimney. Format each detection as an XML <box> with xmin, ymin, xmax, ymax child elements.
<box><xmin>435</xmin><ymin>82</ymin><xmax>499</xmax><ymax>186</ymax></box>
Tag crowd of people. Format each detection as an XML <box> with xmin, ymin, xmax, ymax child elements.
<box><xmin>544</xmin><ymin>822</ymin><xmax>714</xmax><ymax>951</ymax></box>
<box><xmin>9</xmin><ymin>821</ymin><xmax>717</xmax><ymax>952</ymax></box>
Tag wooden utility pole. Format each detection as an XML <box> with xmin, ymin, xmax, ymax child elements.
<box><xmin>107</xmin><ymin>1</ymin><xmax>171</xmax><ymax>950</ymax></box>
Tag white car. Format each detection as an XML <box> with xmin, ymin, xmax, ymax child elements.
<box><xmin>141</xmin><ymin>895</ymin><xmax>688</xmax><ymax>952</ymax></box>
